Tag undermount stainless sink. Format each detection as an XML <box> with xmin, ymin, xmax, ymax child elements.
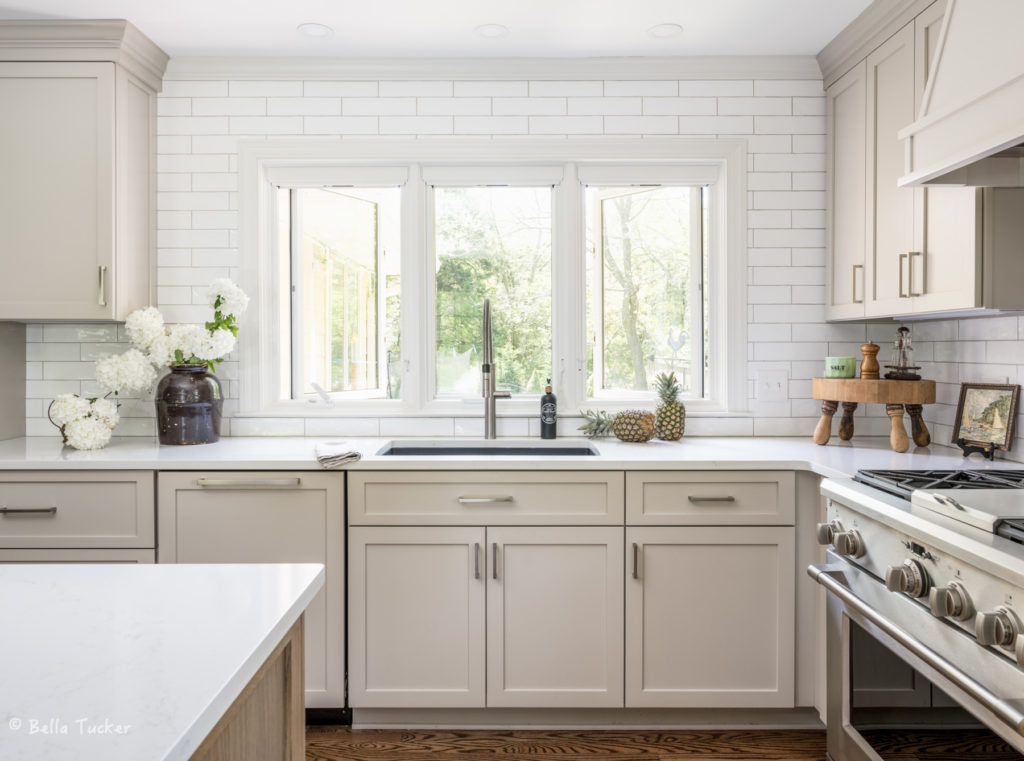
<box><xmin>377</xmin><ymin>439</ymin><xmax>598</xmax><ymax>457</ymax></box>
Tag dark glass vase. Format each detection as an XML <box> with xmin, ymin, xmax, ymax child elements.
<box><xmin>155</xmin><ymin>365</ymin><xmax>223</xmax><ymax>445</ymax></box>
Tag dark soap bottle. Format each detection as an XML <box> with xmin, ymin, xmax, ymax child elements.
<box><xmin>540</xmin><ymin>378</ymin><xmax>557</xmax><ymax>439</ymax></box>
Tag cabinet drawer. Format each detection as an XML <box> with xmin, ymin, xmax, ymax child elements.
<box><xmin>349</xmin><ymin>471</ymin><xmax>624</xmax><ymax>525</ymax></box>
<box><xmin>626</xmin><ymin>471</ymin><xmax>794</xmax><ymax>525</ymax></box>
<box><xmin>0</xmin><ymin>471</ymin><xmax>154</xmax><ymax>548</ymax></box>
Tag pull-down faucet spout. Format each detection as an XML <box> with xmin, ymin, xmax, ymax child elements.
<box><xmin>482</xmin><ymin>298</ymin><xmax>511</xmax><ymax>439</ymax></box>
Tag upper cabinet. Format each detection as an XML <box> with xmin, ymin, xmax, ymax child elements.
<box><xmin>0</xmin><ymin>22</ymin><xmax>167</xmax><ymax>321</ymax></box>
<box><xmin>823</xmin><ymin>0</ymin><xmax>1024</xmax><ymax>321</ymax></box>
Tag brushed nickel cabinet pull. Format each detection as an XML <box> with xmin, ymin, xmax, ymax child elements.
<box><xmin>98</xmin><ymin>265</ymin><xmax>107</xmax><ymax>307</ymax></box>
<box><xmin>195</xmin><ymin>477</ymin><xmax>301</xmax><ymax>488</ymax></box>
<box><xmin>909</xmin><ymin>251</ymin><xmax>923</xmax><ymax>296</ymax></box>
<box><xmin>458</xmin><ymin>496</ymin><xmax>514</xmax><ymax>504</ymax></box>
<box><xmin>0</xmin><ymin>506</ymin><xmax>57</xmax><ymax>516</ymax></box>
<box><xmin>473</xmin><ymin>542</ymin><xmax>480</xmax><ymax>579</ymax></box>
<box><xmin>492</xmin><ymin>542</ymin><xmax>498</xmax><ymax>580</ymax></box>
<box><xmin>632</xmin><ymin>542</ymin><xmax>639</xmax><ymax>579</ymax></box>
<box><xmin>852</xmin><ymin>264</ymin><xmax>863</xmax><ymax>304</ymax></box>
<box><xmin>898</xmin><ymin>253</ymin><xmax>909</xmax><ymax>298</ymax></box>
<box><xmin>687</xmin><ymin>495</ymin><xmax>736</xmax><ymax>503</ymax></box>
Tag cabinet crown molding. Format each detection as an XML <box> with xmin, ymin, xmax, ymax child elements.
<box><xmin>817</xmin><ymin>0</ymin><xmax>936</xmax><ymax>88</ymax></box>
<box><xmin>0</xmin><ymin>19</ymin><xmax>168</xmax><ymax>91</ymax></box>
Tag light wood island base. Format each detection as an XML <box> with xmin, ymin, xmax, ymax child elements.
<box><xmin>189</xmin><ymin>616</ymin><xmax>305</xmax><ymax>761</ymax></box>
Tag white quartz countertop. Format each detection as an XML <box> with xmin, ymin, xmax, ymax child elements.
<box><xmin>0</xmin><ymin>435</ymin><xmax>1014</xmax><ymax>478</ymax></box>
<box><xmin>0</xmin><ymin>563</ymin><xmax>324</xmax><ymax>761</ymax></box>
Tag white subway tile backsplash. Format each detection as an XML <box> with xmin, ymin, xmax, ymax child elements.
<box><xmin>677</xmin><ymin>80</ymin><xmax>752</xmax><ymax>96</ymax></box>
<box><xmin>228</xmin><ymin>81</ymin><xmax>302</xmax><ymax>97</ymax></box>
<box><xmin>604</xmin><ymin>116</ymin><xmax>677</xmax><ymax>134</ymax></box>
<box><xmin>641</xmin><ymin>97</ymin><xmax>717</xmax><ymax>115</ymax></box>
<box><xmin>229</xmin><ymin>116</ymin><xmax>303</xmax><ymax>134</ymax></box>
<box><xmin>418</xmin><ymin>97</ymin><xmax>490</xmax><ymax>115</ymax></box>
<box><xmin>568</xmin><ymin>97</ymin><xmax>642</xmax><ymax>115</ymax></box>
<box><xmin>529</xmin><ymin>81</ymin><xmax>603</xmax><ymax>97</ymax></box>
<box><xmin>454</xmin><ymin>116</ymin><xmax>528</xmax><ymax>134</ymax></box>
<box><xmin>303</xmin><ymin>116</ymin><xmax>379</xmax><ymax>135</ymax></box>
<box><xmin>454</xmin><ymin>81</ymin><xmax>527</xmax><ymax>97</ymax></box>
<box><xmin>528</xmin><ymin>116</ymin><xmax>603</xmax><ymax>134</ymax></box>
<box><xmin>754</xmin><ymin>80</ymin><xmax>825</xmax><ymax>97</ymax></box>
<box><xmin>492</xmin><ymin>97</ymin><xmax>566</xmax><ymax>115</ymax></box>
<box><xmin>718</xmin><ymin>97</ymin><xmax>791</xmax><ymax>115</ymax></box>
<box><xmin>303</xmin><ymin>81</ymin><xmax>378</xmax><ymax>97</ymax></box>
<box><xmin>754</xmin><ymin>116</ymin><xmax>824</xmax><ymax>134</ymax></box>
<box><xmin>677</xmin><ymin>115</ymin><xmax>752</xmax><ymax>134</ymax></box>
<box><xmin>267</xmin><ymin>97</ymin><xmax>340</xmax><ymax>115</ymax></box>
<box><xmin>193</xmin><ymin>97</ymin><xmax>267</xmax><ymax>116</ymax></box>
<box><xmin>380</xmin><ymin>81</ymin><xmax>453</xmax><ymax>97</ymax></box>
<box><xmin>605</xmin><ymin>81</ymin><xmax>677</xmax><ymax>96</ymax></box>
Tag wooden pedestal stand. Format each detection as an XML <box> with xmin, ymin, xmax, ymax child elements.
<box><xmin>811</xmin><ymin>378</ymin><xmax>936</xmax><ymax>453</ymax></box>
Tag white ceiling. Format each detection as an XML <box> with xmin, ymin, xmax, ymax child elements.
<box><xmin>0</xmin><ymin>0</ymin><xmax>872</xmax><ymax>58</ymax></box>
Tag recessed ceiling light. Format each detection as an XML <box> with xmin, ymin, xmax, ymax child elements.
<box><xmin>297</xmin><ymin>23</ymin><xmax>334</xmax><ymax>38</ymax></box>
<box><xmin>474</xmin><ymin>23</ymin><xmax>509</xmax><ymax>39</ymax></box>
<box><xmin>648</xmin><ymin>23</ymin><xmax>683</xmax><ymax>39</ymax></box>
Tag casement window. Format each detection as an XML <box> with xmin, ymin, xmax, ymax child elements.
<box><xmin>240</xmin><ymin>140</ymin><xmax>746</xmax><ymax>418</ymax></box>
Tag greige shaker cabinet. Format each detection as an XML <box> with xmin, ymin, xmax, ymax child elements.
<box><xmin>0</xmin><ymin>22</ymin><xmax>167</xmax><ymax>321</ymax></box>
<box><xmin>824</xmin><ymin>1</ymin><xmax>1024</xmax><ymax>320</ymax></box>
<box><xmin>157</xmin><ymin>471</ymin><xmax>345</xmax><ymax>708</ymax></box>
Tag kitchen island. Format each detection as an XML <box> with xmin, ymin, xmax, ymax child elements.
<box><xmin>0</xmin><ymin>562</ymin><xmax>323</xmax><ymax>761</ymax></box>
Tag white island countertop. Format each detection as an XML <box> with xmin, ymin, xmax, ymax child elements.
<box><xmin>0</xmin><ymin>563</ymin><xmax>324</xmax><ymax>761</ymax></box>
<box><xmin>0</xmin><ymin>435</ymin><xmax>1016</xmax><ymax>478</ymax></box>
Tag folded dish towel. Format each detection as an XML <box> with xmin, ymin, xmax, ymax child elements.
<box><xmin>315</xmin><ymin>441</ymin><xmax>362</xmax><ymax>469</ymax></box>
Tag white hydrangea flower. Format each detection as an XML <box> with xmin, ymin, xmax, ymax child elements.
<box><xmin>208</xmin><ymin>278</ymin><xmax>249</xmax><ymax>317</ymax></box>
<box><xmin>145</xmin><ymin>333</ymin><xmax>174</xmax><ymax>368</ymax></box>
<box><xmin>192</xmin><ymin>328</ymin><xmax>236</xmax><ymax>361</ymax></box>
<box><xmin>94</xmin><ymin>349</ymin><xmax>157</xmax><ymax>394</ymax></box>
<box><xmin>49</xmin><ymin>393</ymin><xmax>91</xmax><ymax>426</ymax></box>
<box><xmin>124</xmin><ymin>307</ymin><xmax>165</xmax><ymax>351</ymax></box>
<box><xmin>63</xmin><ymin>416</ymin><xmax>113</xmax><ymax>451</ymax></box>
<box><xmin>168</xmin><ymin>324</ymin><xmax>205</xmax><ymax>363</ymax></box>
<box><xmin>89</xmin><ymin>398</ymin><xmax>120</xmax><ymax>429</ymax></box>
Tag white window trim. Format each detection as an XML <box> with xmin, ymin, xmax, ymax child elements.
<box><xmin>237</xmin><ymin>138</ymin><xmax>748</xmax><ymax>418</ymax></box>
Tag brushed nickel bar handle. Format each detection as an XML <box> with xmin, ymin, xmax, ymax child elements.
<box><xmin>852</xmin><ymin>264</ymin><xmax>863</xmax><ymax>304</ymax></box>
<box><xmin>687</xmin><ymin>496</ymin><xmax>736</xmax><ymax>503</ymax></box>
<box><xmin>809</xmin><ymin>563</ymin><xmax>1024</xmax><ymax>737</ymax></box>
<box><xmin>0</xmin><ymin>506</ymin><xmax>57</xmax><ymax>516</ymax></box>
<box><xmin>632</xmin><ymin>543</ymin><xmax>639</xmax><ymax>579</ymax></box>
<box><xmin>492</xmin><ymin>542</ymin><xmax>498</xmax><ymax>580</ymax></box>
<box><xmin>473</xmin><ymin>543</ymin><xmax>480</xmax><ymax>579</ymax></box>
<box><xmin>98</xmin><ymin>265</ymin><xmax>107</xmax><ymax>307</ymax></box>
<box><xmin>909</xmin><ymin>251</ymin><xmax>923</xmax><ymax>296</ymax></box>
<box><xmin>898</xmin><ymin>253</ymin><xmax>909</xmax><ymax>298</ymax></box>
<box><xmin>195</xmin><ymin>478</ymin><xmax>301</xmax><ymax>488</ymax></box>
<box><xmin>458</xmin><ymin>496</ymin><xmax>514</xmax><ymax>504</ymax></box>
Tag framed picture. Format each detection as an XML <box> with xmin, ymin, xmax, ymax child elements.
<box><xmin>952</xmin><ymin>383</ymin><xmax>1020</xmax><ymax>451</ymax></box>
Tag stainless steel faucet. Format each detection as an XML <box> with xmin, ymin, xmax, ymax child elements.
<box><xmin>482</xmin><ymin>298</ymin><xmax>511</xmax><ymax>439</ymax></box>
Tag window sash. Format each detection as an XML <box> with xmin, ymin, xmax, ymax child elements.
<box><xmin>588</xmin><ymin>184</ymin><xmax>706</xmax><ymax>401</ymax></box>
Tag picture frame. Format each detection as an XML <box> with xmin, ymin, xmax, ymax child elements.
<box><xmin>952</xmin><ymin>382</ymin><xmax>1020</xmax><ymax>452</ymax></box>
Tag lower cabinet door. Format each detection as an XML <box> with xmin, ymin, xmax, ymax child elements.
<box><xmin>157</xmin><ymin>472</ymin><xmax>344</xmax><ymax>708</ymax></box>
<box><xmin>487</xmin><ymin>526</ymin><xmax>624</xmax><ymax>707</ymax></box>
<box><xmin>348</xmin><ymin>526</ymin><xmax>486</xmax><ymax>708</ymax></box>
<box><xmin>626</xmin><ymin>526</ymin><xmax>795</xmax><ymax>708</ymax></box>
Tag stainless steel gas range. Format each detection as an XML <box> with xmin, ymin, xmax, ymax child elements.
<box><xmin>813</xmin><ymin>468</ymin><xmax>1024</xmax><ymax>761</ymax></box>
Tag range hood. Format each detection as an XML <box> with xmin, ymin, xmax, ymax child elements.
<box><xmin>899</xmin><ymin>0</ymin><xmax>1024</xmax><ymax>186</ymax></box>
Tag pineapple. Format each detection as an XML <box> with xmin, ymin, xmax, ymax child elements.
<box><xmin>611</xmin><ymin>410</ymin><xmax>656</xmax><ymax>442</ymax></box>
<box><xmin>578</xmin><ymin>409</ymin><xmax>614</xmax><ymax>439</ymax></box>
<box><xmin>653</xmin><ymin>371</ymin><xmax>686</xmax><ymax>441</ymax></box>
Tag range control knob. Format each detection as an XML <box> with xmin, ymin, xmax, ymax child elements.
<box><xmin>928</xmin><ymin>582</ymin><xmax>975</xmax><ymax>621</ymax></box>
<box><xmin>816</xmin><ymin>520</ymin><xmax>843</xmax><ymax>546</ymax></box>
<box><xmin>1015</xmin><ymin>635</ymin><xmax>1024</xmax><ymax>670</ymax></box>
<box><xmin>833</xmin><ymin>529</ymin><xmax>865</xmax><ymax>558</ymax></box>
<box><xmin>885</xmin><ymin>559</ymin><xmax>929</xmax><ymax>598</ymax></box>
<box><xmin>976</xmin><ymin>606</ymin><xmax>1022</xmax><ymax>649</ymax></box>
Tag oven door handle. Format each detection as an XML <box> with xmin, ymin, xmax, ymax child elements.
<box><xmin>808</xmin><ymin>563</ymin><xmax>1024</xmax><ymax>736</ymax></box>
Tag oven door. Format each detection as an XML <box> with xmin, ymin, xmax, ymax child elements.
<box><xmin>810</xmin><ymin>557</ymin><xmax>1024</xmax><ymax>761</ymax></box>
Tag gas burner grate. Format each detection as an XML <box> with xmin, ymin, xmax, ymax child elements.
<box><xmin>854</xmin><ymin>469</ymin><xmax>1024</xmax><ymax>499</ymax></box>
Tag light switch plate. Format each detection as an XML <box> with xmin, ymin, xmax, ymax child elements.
<box><xmin>756</xmin><ymin>369</ymin><xmax>788</xmax><ymax>402</ymax></box>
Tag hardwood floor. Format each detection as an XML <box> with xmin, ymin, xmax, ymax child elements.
<box><xmin>305</xmin><ymin>728</ymin><xmax>828</xmax><ymax>761</ymax></box>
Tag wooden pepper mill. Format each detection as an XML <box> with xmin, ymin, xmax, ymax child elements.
<box><xmin>860</xmin><ymin>343</ymin><xmax>880</xmax><ymax>380</ymax></box>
